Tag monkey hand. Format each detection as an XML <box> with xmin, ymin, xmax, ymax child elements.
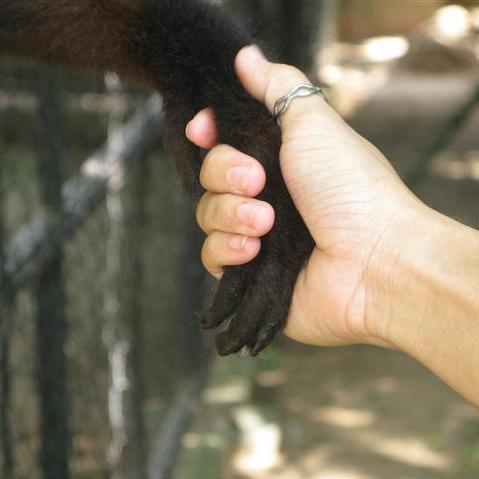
<box><xmin>189</xmin><ymin>47</ymin><xmax>420</xmax><ymax>354</ymax></box>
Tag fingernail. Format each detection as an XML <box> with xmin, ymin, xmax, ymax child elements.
<box><xmin>237</xmin><ymin>203</ymin><xmax>257</xmax><ymax>226</ymax></box>
<box><xmin>244</xmin><ymin>45</ymin><xmax>267</xmax><ymax>64</ymax></box>
<box><xmin>237</xmin><ymin>203</ymin><xmax>269</xmax><ymax>230</ymax></box>
<box><xmin>226</xmin><ymin>166</ymin><xmax>249</xmax><ymax>193</ymax></box>
<box><xmin>228</xmin><ymin>235</ymin><xmax>248</xmax><ymax>251</ymax></box>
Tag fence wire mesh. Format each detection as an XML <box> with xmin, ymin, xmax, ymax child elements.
<box><xmin>1</xmin><ymin>61</ymin><xmax>212</xmax><ymax>479</ymax></box>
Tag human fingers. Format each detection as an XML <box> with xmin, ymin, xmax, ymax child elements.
<box><xmin>196</xmin><ymin>192</ymin><xmax>275</xmax><ymax>237</ymax></box>
<box><xmin>200</xmin><ymin>144</ymin><xmax>266</xmax><ymax>196</ymax></box>
<box><xmin>201</xmin><ymin>231</ymin><xmax>261</xmax><ymax>279</ymax></box>
<box><xmin>236</xmin><ymin>45</ymin><xmax>401</xmax><ymax>182</ymax></box>
<box><xmin>185</xmin><ymin>107</ymin><xmax>218</xmax><ymax>149</ymax></box>
<box><xmin>235</xmin><ymin>46</ymin><xmax>345</xmax><ymax>136</ymax></box>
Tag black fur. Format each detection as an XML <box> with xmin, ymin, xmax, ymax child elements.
<box><xmin>0</xmin><ymin>0</ymin><xmax>316</xmax><ymax>356</ymax></box>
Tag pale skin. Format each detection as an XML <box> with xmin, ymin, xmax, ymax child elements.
<box><xmin>188</xmin><ymin>45</ymin><xmax>479</xmax><ymax>407</ymax></box>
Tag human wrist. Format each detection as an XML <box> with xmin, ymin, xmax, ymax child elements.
<box><xmin>356</xmin><ymin>197</ymin><xmax>426</xmax><ymax>348</ymax></box>
<box><xmin>366</xmin><ymin>200</ymin><xmax>479</xmax><ymax>403</ymax></box>
<box><xmin>381</xmin><ymin>205</ymin><xmax>479</xmax><ymax>345</ymax></box>
<box><xmin>364</xmin><ymin>198</ymin><xmax>461</xmax><ymax>344</ymax></box>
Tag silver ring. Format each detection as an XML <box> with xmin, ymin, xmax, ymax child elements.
<box><xmin>273</xmin><ymin>84</ymin><xmax>327</xmax><ymax>125</ymax></box>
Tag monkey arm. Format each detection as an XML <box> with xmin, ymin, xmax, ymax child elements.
<box><xmin>0</xmin><ymin>0</ymin><xmax>315</xmax><ymax>356</ymax></box>
<box><xmin>1</xmin><ymin>0</ymin><xmax>264</xmax><ymax>195</ymax></box>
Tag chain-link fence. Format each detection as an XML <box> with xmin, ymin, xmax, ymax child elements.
<box><xmin>0</xmin><ymin>61</ymin><xmax>212</xmax><ymax>479</ymax></box>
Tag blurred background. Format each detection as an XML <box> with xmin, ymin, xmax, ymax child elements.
<box><xmin>0</xmin><ymin>1</ymin><xmax>478</xmax><ymax>478</ymax></box>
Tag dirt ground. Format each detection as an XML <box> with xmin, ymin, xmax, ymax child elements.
<box><xmin>229</xmin><ymin>341</ymin><xmax>478</xmax><ymax>479</ymax></box>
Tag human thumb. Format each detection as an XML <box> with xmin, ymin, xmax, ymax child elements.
<box><xmin>235</xmin><ymin>45</ymin><xmax>352</xmax><ymax>239</ymax></box>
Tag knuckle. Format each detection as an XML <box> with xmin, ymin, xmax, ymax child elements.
<box><xmin>267</xmin><ymin>65</ymin><xmax>302</xmax><ymax>97</ymax></box>
<box><xmin>195</xmin><ymin>192</ymin><xmax>210</xmax><ymax>230</ymax></box>
<box><xmin>200</xmin><ymin>238</ymin><xmax>211</xmax><ymax>267</ymax></box>
<box><xmin>201</xmin><ymin>243</ymin><xmax>214</xmax><ymax>275</ymax></box>
<box><xmin>199</xmin><ymin>163</ymin><xmax>209</xmax><ymax>190</ymax></box>
<box><xmin>206</xmin><ymin>144</ymin><xmax>232</xmax><ymax>165</ymax></box>
<box><xmin>201</xmin><ymin>235</ymin><xmax>223</xmax><ymax>277</ymax></box>
<box><xmin>213</xmin><ymin>197</ymin><xmax>235</xmax><ymax>230</ymax></box>
<box><xmin>274</xmin><ymin>63</ymin><xmax>303</xmax><ymax>79</ymax></box>
<box><xmin>200</xmin><ymin>144</ymin><xmax>233</xmax><ymax>189</ymax></box>
<box><xmin>198</xmin><ymin>193</ymin><xmax>235</xmax><ymax>232</ymax></box>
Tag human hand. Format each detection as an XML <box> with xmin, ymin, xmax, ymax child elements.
<box><xmin>189</xmin><ymin>46</ymin><xmax>425</xmax><ymax>349</ymax></box>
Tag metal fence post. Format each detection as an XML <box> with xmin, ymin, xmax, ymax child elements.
<box><xmin>34</xmin><ymin>68</ymin><xmax>71</xmax><ymax>479</ymax></box>
<box><xmin>0</xmin><ymin>128</ymin><xmax>14</xmax><ymax>479</ymax></box>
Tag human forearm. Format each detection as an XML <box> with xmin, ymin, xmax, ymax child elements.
<box><xmin>371</xmin><ymin>204</ymin><xmax>479</xmax><ymax>406</ymax></box>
